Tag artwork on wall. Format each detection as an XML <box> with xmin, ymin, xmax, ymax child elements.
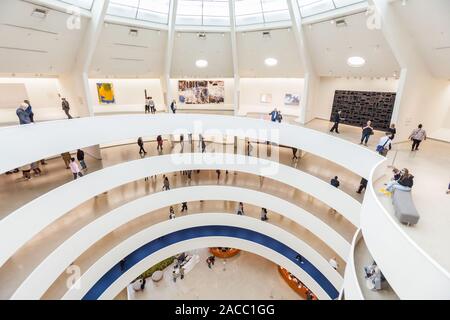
<box><xmin>96</xmin><ymin>83</ymin><xmax>115</xmax><ymax>104</ymax></box>
<box><xmin>178</xmin><ymin>80</ymin><xmax>224</xmax><ymax>104</ymax></box>
<box><xmin>260</xmin><ymin>93</ymin><xmax>272</xmax><ymax>104</ymax></box>
<box><xmin>284</xmin><ymin>93</ymin><xmax>300</xmax><ymax>106</ymax></box>
<box><xmin>330</xmin><ymin>90</ymin><xmax>396</xmax><ymax>130</ymax></box>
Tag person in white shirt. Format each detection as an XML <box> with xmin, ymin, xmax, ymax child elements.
<box><xmin>69</xmin><ymin>158</ymin><xmax>83</xmax><ymax>180</ymax></box>
<box><xmin>329</xmin><ymin>257</ymin><xmax>339</xmax><ymax>270</ymax></box>
<box><xmin>149</xmin><ymin>96</ymin><xmax>156</xmax><ymax>114</ymax></box>
<box><xmin>376</xmin><ymin>132</ymin><xmax>392</xmax><ymax>156</ymax></box>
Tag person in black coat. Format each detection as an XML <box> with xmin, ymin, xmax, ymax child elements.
<box><xmin>356</xmin><ymin>178</ymin><xmax>368</xmax><ymax>194</ymax></box>
<box><xmin>329</xmin><ymin>110</ymin><xmax>344</xmax><ymax>133</ymax></box>
<box><xmin>387</xmin><ymin>124</ymin><xmax>396</xmax><ymax>150</ymax></box>
<box><xmin>330</xmin><ymin>176</ymin><xmax>340</xmax><ymax>188</ymax></box>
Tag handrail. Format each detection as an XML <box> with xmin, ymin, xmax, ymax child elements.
<box><xmin>0</xmin><ymin>154</ymin><xmax>361</xmax><ymax>268</ymax></box>
<box><xmin>343</xmin><ymin>229</ymin><xmax>364</xmax><ymax>300</ymax></box>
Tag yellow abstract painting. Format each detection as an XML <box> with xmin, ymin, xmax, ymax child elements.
<box><xmin>96</xmin><ymin>83</ymin><xmax>115</xmax><ymax>104</ymax></box>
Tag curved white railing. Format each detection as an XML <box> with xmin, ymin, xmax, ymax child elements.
<box><xmin>11</xmin><ymin>185</ymin><xmax>350</xmax><ymax>299</ymax></box>
<box><xmin>0</xmin><ymin>154</ymin><xmax>360</xmax><ymax>269</ymax></box>
<box><xmin>342</xmin><ymin>229</ymin><xmax>364</xmax><ymax>300</ymax></box>
<box><xmin>62</xmin><ymin>214</ymin><xmax>343</xmax><ymax>300</ymax></box>
<box><xmin>361</xmin><ymin>162</ymin><xmax>450</xmax><ymax>299</ymax></box>
<box><xmin>0</xmin><ymin>114</ymin><xmax>382</xmax><ymax>178</ymax></box>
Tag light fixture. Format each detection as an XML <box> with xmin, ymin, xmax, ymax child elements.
<box><xmin>347</xmin><ymin>56</ymin><xmax>366</xmax><ymax>67</ymax></box>
<box><xmin>264</xmin><ymin>58</ymin><xmax>278</xmax><ymax>67</ymax></box>
<box><xmin>31</xmin><ymin>8</ymin><xmax>47</xmax><ymax>19</ymax></box>
<box><xmin>195</xmin><ymin>59</ymin><xmax>208</xmax><ymax>68</ymax></box>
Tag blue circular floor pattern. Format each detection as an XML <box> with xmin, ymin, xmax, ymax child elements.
<box><xmin>82</xmin><ymin>225</ymin><xmax>339</xmax><ymax>300</ymax></box>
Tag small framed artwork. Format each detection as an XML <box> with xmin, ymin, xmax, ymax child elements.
<box><xmin>96</xmin><ymin>83</ymin><xmax>115</xmax><ymax>104</ymax></box>
<box><xmin>284</xmin><ymin>93</ymin><xmax>300</xmax><ymax>106</ymax></box>
<box><xmin>260</xmin><ymin>93</ymin><xmax>272</xmax><ymax>104</ymax></box>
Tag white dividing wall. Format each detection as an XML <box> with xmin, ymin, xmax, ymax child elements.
<box><xmin>0</xmin><ymin>78</ymin><xmax>65</xmax><ymax>124</ymax></box>
<box><xmin>312</xmin><ymin>77</ymin><xmax>399</xmax><ymax>121</ymax></box>
<box><xmin>426</xmin><ymin>80</ymin><xmax>450</xmax><ymax>142</ymax></box>
<box><xmin>169</xmin><ymin>78</ymin><xmax>234</xmax><ymax>110</ymax></box>
<box><xmin>238</xmin><ymin>78</ymin><xmax>305</xmax><ymax>117</ymax></box>
<box><xmin>88</xmin><ymin>79</ymin><xmax>164</xmax><ymax>114</ymax></box>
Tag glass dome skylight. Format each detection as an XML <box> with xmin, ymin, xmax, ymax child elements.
<box><xmin>235</xmin><ymin>0</ymin><xmax>290</xmax><ymax>26</ymax></box>
<box><xmin>59</xmin><ymin>0</ymin><xmax>94</xmax><ymax>10</ymax></box>
<box><xmin>107</xmin><ymin>0</ymin><xmax>171</xmax><ymax>25</ymax></box>
<box><xmin>296</xmin><ymin>0</ymin><xmax>367</xmax><ymax>18</ymax></box>
<box><xmin>176</xmin><ymin>0</ymin><xmax>230</xmax><ymax>27</ymax></box>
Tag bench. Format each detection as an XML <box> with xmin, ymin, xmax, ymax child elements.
<box><xmin>392</xmin><ymin>189</ymin><xmax>420</xmax><ymax>226</ymax></box>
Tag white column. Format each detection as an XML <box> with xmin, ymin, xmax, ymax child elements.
<box><xmin>287</xmin><ymin>0</ymin><xmax>319</xmax><ymax>125</ymax></box>
<box><xmin>229</xmin><ymin>0</ymin><xmax>240</xmax><ymax>115</ymax></box>
<box><xmin>163</xmin><ymin>0</ymin><xmax>178</xmax><ymax>112</ymax></box>
<box><xmin>59</xmin><ymin>0</ymin><xmax>110</xmax><ymax>118</ymax></box>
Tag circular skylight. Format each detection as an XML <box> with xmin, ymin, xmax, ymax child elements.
<box><xmin>347</xmin><ymin>56</ymin><xmax>366</xmax><ymax>67</ymax></box>
<box><xmin>195</xmin><ymin>59</ymin><xmax>208</xmax><ymax>68</ymax></box>
<box><xmin>264</xmin><ymin>58</ymin><xmax>278</xmax><ymax>67</ymax></box>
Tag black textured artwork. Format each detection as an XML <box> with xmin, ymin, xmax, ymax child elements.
<box><xmin>330</xmin><ymin>90</ymin><xmax>396</xmax><ymax>131</ymax></box>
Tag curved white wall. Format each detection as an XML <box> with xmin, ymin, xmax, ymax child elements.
<box><xmin>62</xmin><ymin>214</ymin><xmax>342</xmax><ymax>300</ymax></box>
<box><xmin>0</xmin><ymin>154</ymin><xmax>360</xmax><ymax>268</ymax></box>
<box><xmin>361</xmin><ymin>164</ymin><xmax>450</xmax><ymax>299</ymax></box>
<box><xmin>0</xmin><ymin>114</ymin><xmax>383</xmax><ymax>178</ymax></box>
<box><xmin>11</xmin><ymin>185</ymin><xmax>349</xmax><ymax>299</ymax></box>
<box><xmin>342</xmin><ymin>229</ymin><xmax>364</xmax><ymax>300</ymax></box>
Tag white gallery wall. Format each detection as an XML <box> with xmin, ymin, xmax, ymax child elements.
<box><xmin>169</xmin><ymin>78</ymin><xmax>234</xmax><ymax>111</ymax></box>
<box><xmin>238</xmin><ymin>78</ymin><xmax>304</xmax><ymax>117</ymax></box>
<box><xmin>88</xmin><ymin>79</ymin><xmax>164</xmax><ymax>114</ymax></box>
<box><xmin>0</xmin><ymin>78</ymin><xmax>65</xmax><ymax>124</ymax></box>
<box><xmin>426</xmin><ymin>80</ymin><xmax>450</xmax><ymax>142</ymax></box>
<box><xmin>312</xmin><ymin>77</ymin><xmax>399</xmax><ymax>121</ymax></box>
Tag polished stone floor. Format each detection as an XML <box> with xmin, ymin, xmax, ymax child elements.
<box><xmin>126</xmin><ymin>249</ymin><xmax>302</xmax><ymax>300</ymax></box>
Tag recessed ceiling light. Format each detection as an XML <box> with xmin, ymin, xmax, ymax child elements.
<box><xmin>347</xmin><ymin>56</ymin><xmax>366</xmax><ymax>67</ymax></box>
<box><xmin>264</xmin><ymin>58</ymin><xmax>278</xmax><ymax>66</ymax></box>
<box><xmin>195</xmin><ymin>59</ymin><xmax>208</xmax><ymax>68</ymax></box>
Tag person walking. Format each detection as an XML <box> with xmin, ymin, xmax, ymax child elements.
<box><xmin>16</xmin><ymin>102</ymin><xmax>32</xmax><ymax>125</ymax></box>
<box><xmin>163</xmin><ymin>175</ymin><xmax>170</xmax><ymax>190</ymax></box>
<box><xmin>236</xmin><ymin>202</ymin><xmax>244</xmax><ymax>215</ymax></box>
<box><xmin>409</xmin><ymin>124</ymin><xmax>427</xmax><ymax>151</ymax></box>
<box><xmin>329</xmin><ymin>110</ymin><xmax>344</xmax><ymax>133</ymax></box>
<box><xmin>387</xmin><ymin>124</ymin><xmax>396</xmax><ymax>150</ymax></box>
<box><xmin>180</xmin><ymin>134</ymin><xmax>184</xmax><ymax>150</ymax></box>
<box><xmin>157</xmin><ymin>135</ymin><xmax>163</xmax><ymax>152</ymax></box>
<box><xmin>292</xmin><ymin>147</ymin><xmax>298</xmax><ymax>160</ymax></box>
<box><xmin>30</xmin><ymin>161</ymin><xmax>41</xmax><ymax>176</ymax></box>
<box><xmin>201</xmin><ymin>138</ymin><xmax>206</xmax><ymax>153</ymax></box>
<box><xmin>61</xmin><ymin>98</ymin><xmax>73</xmax><ymax>119</ymax></box>
<box><xmin>170</xmin><ymin>99</ymin><xmax>177</xmax><ymax>113</ymax></box>
<box><xmin>216</xmin><ymin>169</ymin><xmax>221</xmax><ymax>180</ymax></box>
<box><xmin>61</xmin><ymin>152</ymin><xmax>71</xmax><ymax>169</ymax></box>
<box><xmin>169</xmin><ymin>206</ymin><xmax>175</xmax><ymax>219</ymax></box>
<box><xmin>375</xmin><ymin>132</ymin><xmax>392</xmax><ymax>156</ymax></box>
<box><xmin>69</xmin><ymin>158</ymin><xmax>83</xmax><ymax>180</ymax></box>
<box><xmin>137</xmin><ymin>137</ymin><xmax>147</xmax><ymax>154</ymax></box>
<box><xmin>269</xmin><ymin>108</ymin><xmax>278</xmax><ymax>122</ymax></box>
<box><xmin>181</xmin><ymin>202</ymin><xmax>188</xmax><ymax>212</ymax></box>
<box><xmin>261</xmin><ymin>208</ymin><xmax>268</xmax><ymax>221</ymax></box>
<box><xmin>247</xmin><ymin>141</ymin><xmax>253</xmax><ymax>156</ymax></box>
<box><xmin>360</xmin><ymin>120</ymin><xmax>374</xmax><ymax>146</ymax></box>
<box><xmin>77</xmin><ymin>149</ymin><xmax>87</xmax><ymax>171</ymax></box>
<box><xmin>356</xmin><ymin>178</ymin><xmax>368</xmax><ymax>194</ymax></box>
<box><xmin>206</xmin><ymin>255</ymin><xmax>215</xmax><ymax>269</ymax></box>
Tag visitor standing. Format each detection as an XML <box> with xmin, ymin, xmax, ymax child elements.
<box><xmin>236</xmin><ymin>202</ymin><xmax>244</xmax><ymax>215</ymax></box>
<box><xmin>330</xmin><ymin>176</ymin><xmax>340</xmax><ymax>188</ymax></box>
<box><xmin>216</xmin><ymin>169</ymin><xmax>221</xmax><ymax>180</ymax></box>
<box><xmin>375</xmin><ymin>132</ymin><xmax>392</xmax><ymax>156</ymax></box>
<box><xmin>181</xmin><ymin>202</ymin><xmax>188</xmax><ymax>212</ymax></box>
<box><xmin>409</xmin><ymin>124</ymin><xmax>427</xmax><ymax>151</ymax></box>
<box><xmin>269</xmin><ymin>108</ymin><xmax>278</xmax><ymax>122</ymax></box>
<box><xmin>170</xmin><ymin>99</ymin><xmax>177</xmax><ymax>113</ymax></box>
<box><xmin>77</xmin><ymin>149</ymin><xmax>87</xmax><ymax>171</ymax></box>
<box><xmin>163</xmin><ymin>175</ymin><xmax>170</xmax><ymax>190</ymax></box>
<box><xmin>144</xmin><ymin>97</ymin><xmax>150</xmax><ymax>113</ymax></box>
<box><xmin>261</xmin><ymin>208</ymin><xmax>268</xmax><ymax>221</ymax></box>
<box><xmin>24</xmin><ymin>100</ymin><xmax>34</xmax><ymax>123</ymax></box>
<box><xmin>16</xmin><ymin>103</ymin><xmax>32</xmax><ymax>125</ymax></box>
<box><xmin>169</xmin><ymin>206</ymin><xmax>175</xmax><ymax>219</ymax></box>
<box><xmin>61</xmin><ymin>152</ymin><xmax>71</xmax><ymax>169</ymax></box>
<box><xmin>360</xmin><ymin>120</ymin><xmax>374</xmax><ymax>146</ymax></box>
<box><xmin>292</xmin><ymin>147</ymin><xmax>298</xmax><ymax>160</ymax></box>
<box><xmin>387</xmin><ymin>124</ymin><xmax>396</xmax><ymax>150</ymax></box>
<box><xmin>69</xmin><ymin>158</ymin><xmax>83</xmax><ymax>180</ymax></box>
<box><xmin>157</xmin><ymin>135</ymin><xmax>163</xmax><ymax>152</ymax></box>
<box><xmin>277</xmin><ymin>111</ymin><xmax>283</xmax><ymax>123</ymax></box>
<box><xmin>180</xmin><ymin>134</ymin><xmax>184</xmax><ymax>149</ymax></box>
<box><xmin>61</xmin><ymin>98</ymin><xmax>73</xmax><ymax>119</ymax></box>
<box><xmin>149</xmin><ymin>96</ymin><xmax>156</xmax><ymax>114</ymax></box>
<box><xmin>356</xmin><ymin>178</ymin><xmax>368</xmax><ymax>194</ymax></box>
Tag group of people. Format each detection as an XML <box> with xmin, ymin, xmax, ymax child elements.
<box><xmin>61</xmin><ymin>149</ymin><xmax>88</xmax><ymax>180</ymax></box>
<box><xmin>269</xmin><ymin>108</ymin><xmax>283</xmax><ymax>123</ymax></box>
<box><xmin>330</xmin><ymin>110</ymin><xmax>428</xmax><ymax>154</ymax></box>
<box><xmin>16</xmin><ymin>98</ymin><xmax>73</xmax><ymax>124</ymax></box>
<box><xmin>381</xmin><ymin>167</ymin><xmax>414</xmax><ymax>195</ymax></box>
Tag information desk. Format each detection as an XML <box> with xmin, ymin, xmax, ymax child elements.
<box><xmin>209</xmin><ymin>247</ymin><xmax>241</xmax><ymax>259</ymax></box>
<box><xmin>278</xmin><ymin>266</ymin><xmax>318</xmax><ymax>300</ymax></box>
